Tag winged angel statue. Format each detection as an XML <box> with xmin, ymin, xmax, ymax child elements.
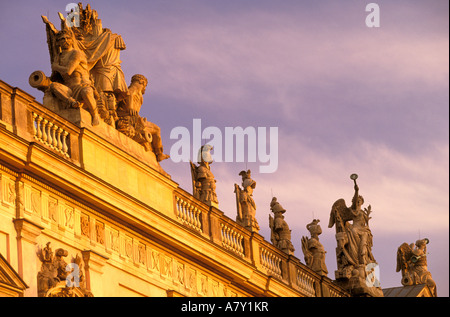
<box><xmin>396</xmin><ymin>238</ymin><xmax>437</xmax><ymax>295</ymax></box>
<box><xmin>328</xmin><ymin>175</ymin><xmax>377</xmax><ymax>278</ymax></box>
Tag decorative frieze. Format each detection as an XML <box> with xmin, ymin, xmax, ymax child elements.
<box><xmin>186</xmin><ymin>268</ymin><xmax>197</xmax><ymax>292</ymax></box>
<box><xmin>175</xmin><ymin>262</ymin><xmax>185</xmax><ymax>286</ymax></box>
<box><xmin>124</xmin><ymin>236</ymin><xmax>133</xmax><ymax>259</ymax></box>
<box><xmin>50</xmin><ymin>196</ymin><xmax>58</xmax><ymax>223</ymax></box>
<box><xmin>30</xmin><ymin>189</ymin><xmax>41</xmax><ymax>216</ymax></box>
<box><xmin>137</xmin><ymin>243</ymin><xmax>146</xmax><ymax>266</ymax></box>
<box><xmin>199</xmin><ymin>274</ymin><xmax>208</xmax><ymax>296</ymax></box>
<box><xmin>1</xmin><ymin>173</ymin><xmax>16</xmax><ymax>208</ymax></box>
<box><xmin>80</xmin><ymin>214</ymin><xmax>90</xmax><ymax>238</ymax></box>
<box><xmin>64</xmin><ymin>206</ymin><xmax>74</xmax><ymax>230</ymax></box>
<box><xmin>95</xmin><ymin>221</ymin><xmax>105</xmax><ymax>245</ymax></box>
<box><xmin>161</xmin><ymin>255</ymin><xmax>173</xmax><ymax>278</ymax></box>
<box><xmin>109</xmin><ymin>228</ymin><xmax>120</xmax><ymax>253</ymax></box>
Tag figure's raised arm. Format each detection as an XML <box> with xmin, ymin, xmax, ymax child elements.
<box><xmin>351</xmin><ymin>185</ymin><xmax>358</xmax><ymax>209</ymax></box>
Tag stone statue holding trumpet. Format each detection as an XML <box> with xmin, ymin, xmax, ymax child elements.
<box><xmin>328</xmin><ymin>174</ymin><xmax>383</xmax><ymax>296</ymax></box>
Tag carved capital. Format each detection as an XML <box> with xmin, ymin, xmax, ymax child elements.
<box><xmin>80</xmin><ymin>249</ymin><xmax>108</xmax><ymax>294</ymax></box>
<box><xmin>13</xmin><ymin>218</ymin><xmax>43</xmax><ymax>244</ymax></box>
<box><xmin>81</xmin><ymin>249</ymin><xmax>108</xmax><ymax>274</ymax></box>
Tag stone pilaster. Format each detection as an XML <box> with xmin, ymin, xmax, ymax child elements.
<box><xmin>81</xmin><ymin>249</ymin><xmax>108</xmax><ymax>297</ymax></box>
<box><xmin>13</xmin><ymin>218</ymin><xmax>43</xmax><ymax>297</ymax></box>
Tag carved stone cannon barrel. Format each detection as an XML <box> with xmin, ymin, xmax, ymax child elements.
<box><xmin>29</xmin><ymin>70</ymin><xmax>52</xmax><ymax>91</ymax></box>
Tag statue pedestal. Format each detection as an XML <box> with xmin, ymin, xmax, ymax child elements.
<box><xmin>335</xmin><ymin>265</ymin><xmax>384</xmax><ymax>297</ymax></box>
<box><xmin>349</xmin><ymin>274</ymin><xmax>384</xmax><ymax>297</ymax></box>
<box><xmin>41</xmin><ymin>95</ymin><xmax>169</xmax><ymax>177</ymax></box>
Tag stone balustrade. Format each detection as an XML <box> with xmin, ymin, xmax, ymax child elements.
<box><xmin>220</xmin><ymin>222</ymin><xmax>245</xmax><ymax>258</ymax></box>
<box><xmin>172</xmin><ymin>186</ymin><xmax>348</xmax><ymax>297</ymax></box>
<box><xmin>32</xmin><ymin>112</ymin><xmax>71</xmax><ymax>158</ymax></box>
<box><xmin>0</xmin><ymin>81</ymin><xmax>81</xmax><ymax>165</ymax></box>
<box><xmin>260</xmin><ymin>245</ymin><xmax>283</xmax><ymax>279</ymax></box>
<box><xmin>175</xmin><ymin>195</ymin><xmax>203</xmax><ymax>232</ymax></box>
<box><xmin>296</xmin><ymin>266</ymin><xmax>317</xmax><ymax>297</ymax></box>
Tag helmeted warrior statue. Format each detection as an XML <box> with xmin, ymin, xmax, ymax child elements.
<box><xmin>269</xmin><ymin>197</ymin><xmax>295</xmax><ymax>255</ymax></box>
<box><xmin>301</xmin><ymin>219</ymin><xmax>328</xmax><ymax>276</ymax></box>
<box><xmin>396</xmin><ymin>238</ymin><xmax>437</xmax><ymax>296</ymax></box>
<box><xmin>190</xmin><ymin>145</ymin><xmax>218</xmax><ymax>206</ymax></box>
<box><xmin>328</xmin><ymin>174</ymin><xmax>383</xmax><ymax>296</ymax></box>
<box><xmin>234</xmin><ymin>170</ymin><xmax>259</xmax><ymax>232</ymax></box>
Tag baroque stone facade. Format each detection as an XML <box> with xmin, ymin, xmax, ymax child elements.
<box><xmin>0</xmin><ymin>79</ymin><xmax>348</xmax><ymax>297</ymax></box>
<box><xmin>0</xmin><ymin>3</ymin><xmax>436</xmax><ymax>298</ymax></box>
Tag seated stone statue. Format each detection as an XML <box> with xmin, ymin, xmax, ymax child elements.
<box><xmin>116</xmin><ymin>74</ymin><xmax>169</xmax><ymax>162</ymax></box>
<box><xmin>47</xmin><ymin>25</ymin><xmax>100</xmax><ymax>126</ymax></box>
<box><xmin>29</xmin><ymin>4</ymin><xmax>169</xmax><ymax>174</ymax></box>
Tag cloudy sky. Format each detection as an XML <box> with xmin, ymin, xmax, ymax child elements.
<box><xmin>1</xmin><ymin>0</ymin><xmax>448</xmax><ymax>296</ymax></box>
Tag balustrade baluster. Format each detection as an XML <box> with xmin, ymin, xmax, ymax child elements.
<box><xmin>62</xmin><ymin>130</ymin><xmax>69</xmax><ymax>155</ymax></box>
<box><xmin>194</xmin><ymin>208</ymin><xmax>200</xmax><ymax>230</ymax></box>
<box><xmin>47</xmin><ymin>122</ymin><xmax>53</xmax><ymax>148</ymax></box>
<box><xmin>175</xmin><ymin>197</ymin><xmax>180</xmax><ymax>218</ymax></box>
<box><xmin>188</xmin><ymin>205</ymin><xmax>194</xmax><ymax>227</ymax></box>
<box><xmin>32</xmin><ymin>113</ymin><xmax>38</xmax><ymax>138</ymax></box>
<box><xmin>56</xmin><ymin>127</ymin><xmax>63</xmax><ymax>152</ymax></box>
<box><xmin>36</xmin><ymin>115</ymin><xmax>43</xmax><ymax>140</ymax></box>
<box><xmin>181</xmin><ymin>201</ymin><xmax>185</xmax><ymax>220</ymax></box>
<box><xmin>41</xmin><ymin>119</ymin><xmax>48</xmax><ymax>144</ymax></box>
<box><xmin>51</xmin><ymin>124</ymin><xmax>58</xmax><ymax>148</ymax></box>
